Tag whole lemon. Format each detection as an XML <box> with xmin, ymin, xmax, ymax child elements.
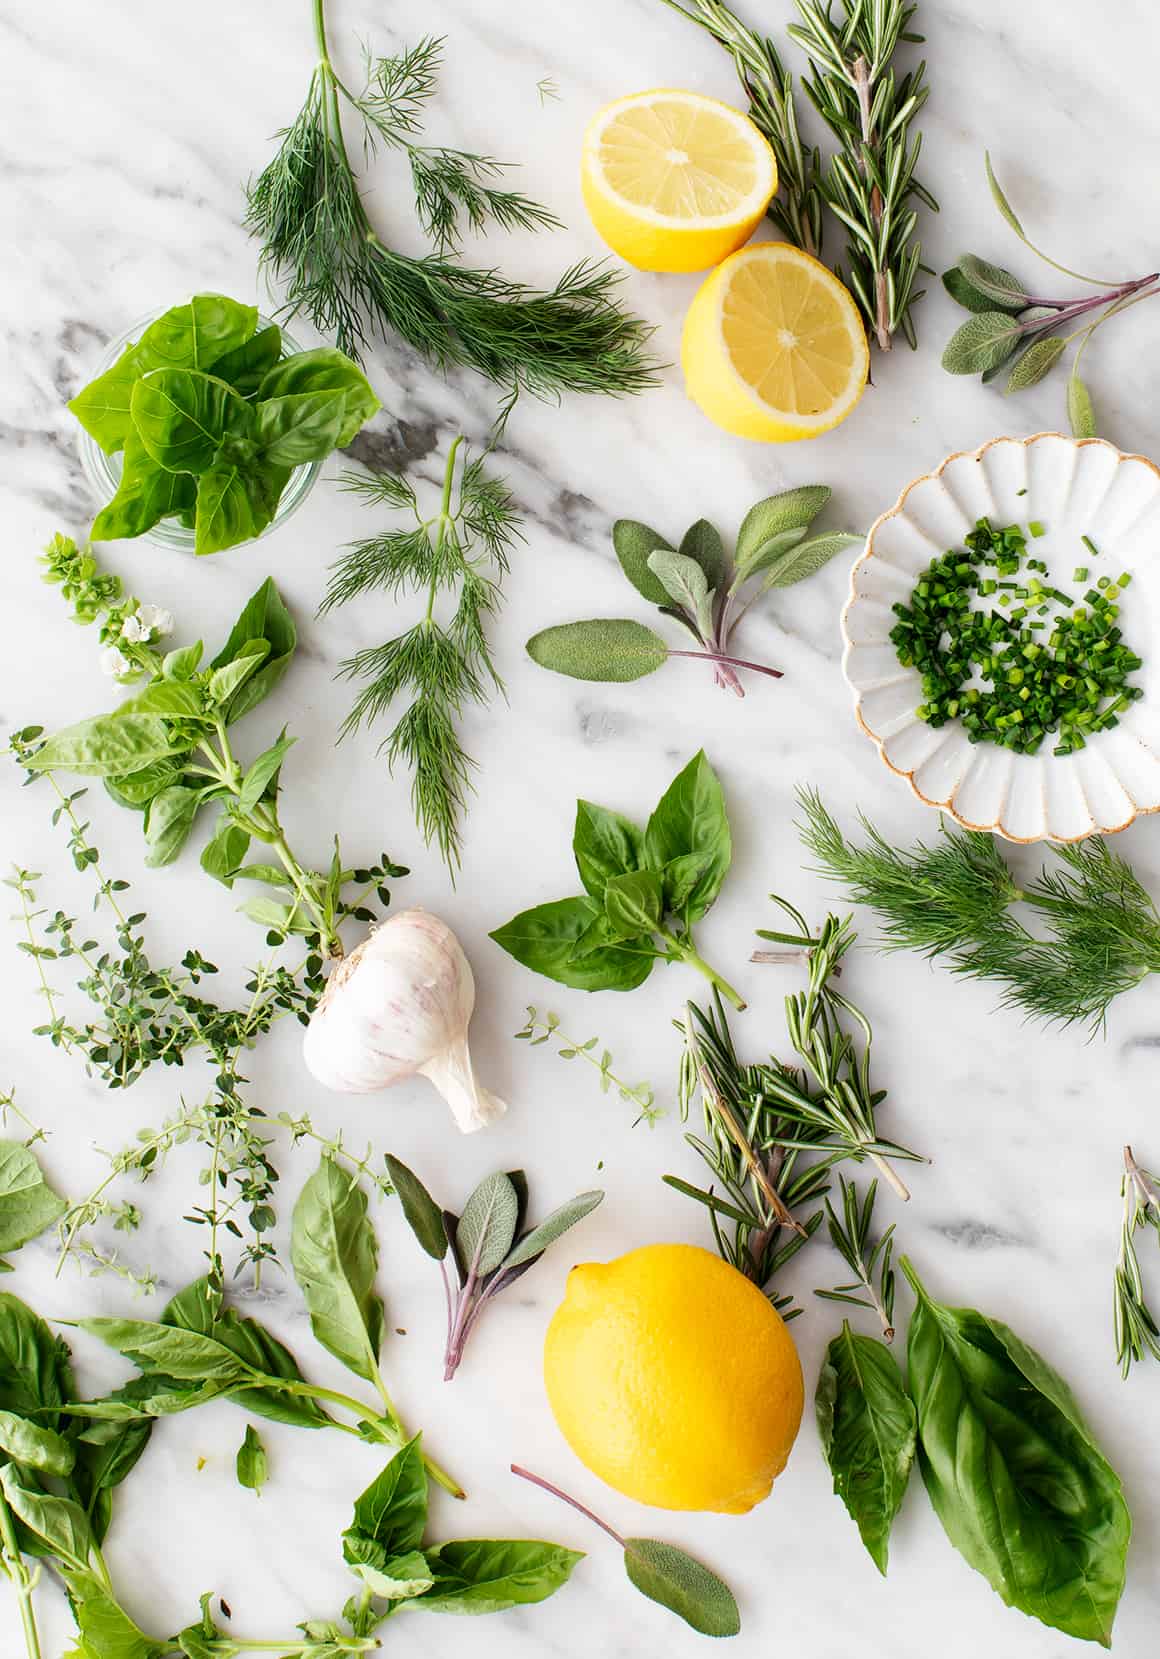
<box><xmin>543</xmin><ymin>1243</ymin><xmax>803</xmax><ymax>1513</ymax></box>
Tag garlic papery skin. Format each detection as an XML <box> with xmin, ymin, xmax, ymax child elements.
<box><xmin>302</xmin><ymin>907</ymin><xmax>507</xmax><ymax>1133</ymax></box>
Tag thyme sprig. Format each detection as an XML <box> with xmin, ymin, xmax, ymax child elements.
<box><xmin>815</xmin><ymin>1174</ymin><xmax>897</xmax><ymax>1340</ymax></box>
<box><xmin>515</xmin><ymin>1007</ymin><xmax>662</xmax><ymax>1126</ymax></box>
<box><xmin>1114</xmin><ymin>1146</ymin><xmax>1160</xmax><ymax>1377</ymax></box>
<box><xmin>246</xmin><ymin>3</ymin><xmax>657</xmax><ymax>396</ymax></box>
<box><xmin>321</xmin><ymin>437</ymin><xmax>521</xmax><ymax>873</ymax></box>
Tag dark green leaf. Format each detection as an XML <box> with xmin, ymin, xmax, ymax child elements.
<box><xmin>255</xmin><ymin>346</ymin><xmax>380</xmax><ymax>446</ymax></box>
<box><xmin>134</xmin><ymin>294</ymin><xmax>257</xmax><ymax>373</ymax></box>
<box><xmin>677</xmin><ymin>518</ymin><xmax>725</xmax><ymax>592</ymax></box>
<box><xmin>760</xmin><ymin>531</ymin><xmax>862</xmax><ymax>590</ymax></box>
<box><xmin>131</xmin><ymin>369</ymin><xmax>249</xmax><ymax>473</ymax></box>
<box><xmin>254</xmin><ymin>389</ymin><xmax>347</xmax><ymax>466</ymax></box>
<box><xmin>79</xmin><ymin>1318</ymin><xmax>253</xmax><ymax>1384</ymax></box>
<box><xmin>500</xmin><ymin>1191</ymin><xmax>603</xmax><ymax>1273</ymax></box>
<box><xmin>291</xmin><ymin>1157</ymin><xmax>385</xmax><ymax>1385</ymax></box>
<box><xmin>25</xmin><ymin>715</ymin><xmax>184</xmax><ymax>778</ymax></box>
<box><xmin>213</xmin><ymin>576</ymin><xmax>296</xmax><ymax>667</ymax></box>
<box><xmin>942</xmin><ymin>265</ymin><xmax>1000</xmax><ymax>314</ymax></box>
<box><xmin>734</xmin><ymin>486</ymin><xmax>830</xmax><ymax>577</ymax></box>
<box><xmin>419</xmin><ymin>1539</ymin><xmax>582</xmax><ymax>1613</ymax></box>
<box><xmin>0</xmin><ymin>1465</ymin><xmax>93</xmax><ymax>1571</ymax></box>
<box><xmin>105</xmin><ymin>757</ymin><xmax>187</xmax><ymax>807</ymax></box>
<box><xmin>237</xmin><ymin>733</ymin><xmax>295</xmax><ymax>813</ymax></box>
<box><xmin>490</xmin><ymin>897</ymin><xmax>655</xmax><ymax>992</ymax></box>
<box><xmin>384</xmin><ymin>1157</ymin><xmax>447</xmax><ymax>1261</ymax></box>
<box><xmin>0</xmin><ymin>1407</ymin><xmax>74</xmax><ymax>1476</ymax></box>
<box><xmin>345</xmin><ymin>1435</ymin><xmax>428</xmax><ymax>1558</ymax></box>
<box><xmin>143</xmin><ymin>786</ymin><xmax>202</xmax><ymax>868</ymax></box>
<box><xmin>194</xmin><ymin>457</ymin><xmax>288</xmax><ymax>556</ymax></box>
<box><xmin>457</xmin><ymin>1173</ymin><xmax>520</xmax><ymax>1276</ymax></box>
<box><xmin>642</xmin><ymin>751</ymin><xmax>731</xmax><ymax>923</ymax></box>
<box><xmin>815</xmin><ymin>1322</ymin><xmax>915</xmax><ymax>1574</ymax></box>
<box><xmin>91</xmin><ymin>431</ymin><xmax>198</xmax><ymax>542</ymax></box>
<box><xmin>71</xmin><ymin>1417</ymin><xmax>152</xmax><ymax>1543</ymax></box>
<box><xmin>941</xmin><ymin>313</ymin><xmax>1022</xmax><ymax>375</ymax></box>
<box><xmin>623</xmin><ymin>1537</ymin><xmax>740</xmax><ymax>1637</ymax></box>
<box><xmin>209</xmin><ymin>325</ymin><xmax>283</xmax><ymax>396</ymax></box>
<box><xmin>572</xmin><ymin>800</ymin><xmax>645</xmax><ymax>901</ymax></box>
<box><xmin>952</xmin><ymin>255</ymin><xmax>1030</xmax><ymax>312</ymax></box>
<box><xmin>903</xmin><ymin>1259</ymin><xmax>1130</xmax><ymax>1646</ymax></box>
<box><xmin>1068</xmin><ymin>370</ymin><xmax>1098</xmax><ymax>439</ymax></box>
<box><xmin>235</xmin><ymin>1423</ymin><xmax>267</xmax><ymax>1494</ymax></box>
<box><xmin>200</xmin><ymin>818</ymin><xmax>251</xmax><ymax>886</ymax></box>
<box><xmin>527</xmin><ymin>619</ymin><xmax>668</xmax><ymax>683</ymax></box>
<box><xmin>0</xmin><ymin>1141</ymin><xmax>67</xmax><ymax>1254</ymax></box>
<box><xmin>603</xmin><ymin>869</ymin><xmax>663</xmax><ymax>940</ymax></box>
<box><xmin>0</xmin><ymin>1292</ymin><xmax>72</xmax><ymax>1423</ymax></box>
<box><xmin>1006</xmin><ymin>335</ymin><xmax>1066</xmax><ymax>392</ymax></box>
<box><xmin>611</xmin><ymin>519</ymin><xmax>673</xmax><ymax>604</ymax></box>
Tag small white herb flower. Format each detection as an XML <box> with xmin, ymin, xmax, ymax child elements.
<box><xmin>120</xmin><ymin>614</ymin><xmax>148</xmax><ymax>643</ymax></box>
<box><xmin>100</xmin><ymin>646</ymin><xmax>131</xmax><ymax>678</ymax></box>
<box><xmin>137</xmin><ymin>604</ymin><xmax>175</xmax><ymax>639</ymax></box>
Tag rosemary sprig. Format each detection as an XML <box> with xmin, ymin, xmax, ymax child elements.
<box><xmin>799</xmin><ymin>789</ymin><xmax>1160</xmax><ymax>1034</ymax></box>
<box><xmin>787</xmin><ymin>0</ymin><xmax>936</xmax><ymax>349</ymax></box>
<box><xmin>657</xmin><ymin>0</ymin><xmax>826</xmax><ymax>256</ymax></box>
<box><xmin>1115</xmin><ymin>1146</ymin><xmax>1160</xmax><ymax>1377</ymax></box>
<box><xmin>515</xmin><ymin>1007</ymin><xmax>662</xmax><ymax>1126</ymax></box>
<box><xmin>320</xmin><ymin>437</ymin><xmax>520</xmax><ymax>873</ymax></box>
<box><xmin>246</xmin><ymin>4</ymin><xmax>657</xmax><ymax>396</ymax></box>
<box><xmin>815</xmin><ymin>1174</ymin><xmax>897</xmax><ymax>1340</ymax></box>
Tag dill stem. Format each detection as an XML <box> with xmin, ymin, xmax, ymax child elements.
<box><xmin>427</xmin><ymin>436</ymin><xmax>464</xmax><ymax>624</ymax></box>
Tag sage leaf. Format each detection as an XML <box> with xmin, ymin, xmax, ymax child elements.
<box><xmin>527</xmin><ymin>618</ymin><xmax>668</xmax><ymax>683</ymax></box>
<box><xmin>943</xmin><ymin>265</ymin><xmax>1001</xmax><ymax>315</ymax></box>
<box><xmin>642</xmin><ymin>750</ymin><xmax>731</xmax><ymax>924</ymax></box>
<box><xmin>235</xmin><ymin>1424</ymin><xmax>267</xmax><ymax>1494</ymax></box>
<box><xmin>0</xmin><ymin>1140</ymin><xmax>67</xmax><ymax>1255</ymax></box>
<box><xmin>26</xmin><ymin>714</ymin><xmax>184</xmax><ymax>778</ymax></box>
<box><xmin>456</xmin><ymin>1173</ymin><xmax>520</xmax><ymax>1277</ymax></box>
<box><xmin>1006</xmin><ymin>334</ymin><xmax>1066</xmax><ymax>392</ymax></box>
<box><xmin>572</xmin><ymin>799</ymin><xmax>645</xmax><ymax>901</ymax></box>
<box><xmin>734</xmin><ymin>485</ymin><xmax>830</xmax><ymax>577</ymax></box>
<box><xmin>941</xmin><ymin>312</ymin><xmax>1022</xmax><ymax>375</ymax></box>
<box><xmin>0</xmin><ymin>1292</ymin><xmax>72</xmax><ymax>1422</ymax></box>
<box><xmin>1068</xmin><ymin>370</ymin><xmax>1097</xmax><ymax>438</ymax></box>
<box><xmin>384</xmin><ymin>1156</ymin><xmax>447</xmax><ymax>1261</ymax></box>
<box><xmin>143</xmin><ymin>786</ymin><xmax>202</xmax><ymax>869</ymax></box>
<box><xmin>209</xmin><ymin>324</ymin><xmax>283</xmax><ymax>396</ymax></box>
<box><xmin>490</xmin><ymin>897</ymin><xmax>655</xmax><ymax>993</ymax></box>
<box><xmin>732</xmin><ymin>525</ymin><xmax>806</xmax><ymax>582</ymax></box>
<box><xmin>0</xmin><ymin>1408</ymin><xmax>75</xmax><ymax>1477</ymax></box>
<box><xmin>603</xmin><ymin>869</ymin><xmax>663</xmax><ymax>940</ymax></box>
<box><xmin>953</xmin><ymin>255</ymin><xmax>1029</xmax><ymax>312</ymax></box>
<box><xmin>902</xmin><ymin>1258</ymin><xmax>1130</xmax><ymax>1646</ymax></box>
<box><xmin>815</xmin><ymin>1322</ymin><xmax>915</xmax><ymax>1574</ymax></box>
<box><xmin>131</xmin><ymin>369</ymin><xmax>248</xmax><ymax>473</ymax></box>
<box><xmin>677</xmin><ymin>518</ymin><xmax>726</xmax><ymax>592</ymax></box>
<box><xmin>647</xmin><ymin>548</ymin><xmax>714</xmax><ymax>637</ymax></box>
<box><xmin>611</xmin><ymin>519</ymin><xmax>673</xmax><ymax>605</ymax></box>
<box><xmin>91</xmin><ymin>431</ymin><xmax>197</xmax><ymax>542</ymax></box>
<box><xmin>760</xmin><ymin>530</ymin><xmax>862</xmax><ymax>590</ymax></box>
<box><xmin>501</xmin><ymin>1190</ymin><xmax>604</xmax><ymax>1273</ymax></box>
<box><xmin>984</xmin><ymin>151</ymin><xmax>1025</xmax><ymax>238</ymax></box>
<box><xmin>623</xmin><ymin>1537</ymin><xmax>740</xmax><ymax>1637</ymax></box>
<box><xmin>291</xmin><ymin>1157</ymin><xmax>386</xmax><ymax>1386</ymax></box>
<box><xmin>418</xmin><ymin>1539</ymin><xmax>583</xmax><ymax>1613</ymax></box>
<box><xmin>345</xmin><ymin>1434</ymin><xmax>428</xmax><ymax>1558</ymax></box>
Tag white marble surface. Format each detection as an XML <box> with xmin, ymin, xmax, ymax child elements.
<box><xmin>4</xmin><ymin>0</ymin><xmax>1160</xmax><ymax>1653</ymax></box>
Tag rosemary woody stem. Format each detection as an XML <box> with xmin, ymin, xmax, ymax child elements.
<box><xmin>851</xmin><ymin>53</ymin><xmax>890</xmax><ymax>351</ymax></box>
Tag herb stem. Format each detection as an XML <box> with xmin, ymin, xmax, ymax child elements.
<box><xmin>662</xmin><ymin>930</ymin><xmax>746</xmax><ymax>1010</ymax></box>
<box><xmin>263</xmin><ymin>1376</ymin><xmax>464</xmax><ymax>1498</ymax></box>
<box><xmin>510</xmin><ymin>1465</ymin><xmax>625</xmax><ymax>1546</ymax></box>
<box><xmin>0</xmin><ymin>1492</ymin><xmax>42</xmax><ymax>1659</ymax></box>
<box><xmin>668</xmin><ymin>648</ymin><xmax>783</xmax><ymax>681</ymax></box>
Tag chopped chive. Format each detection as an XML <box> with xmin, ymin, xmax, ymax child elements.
<box><xmin>1082</xmin><ymin>535</ymin><xmax>1100</xmax><ymax>557</ymax></box>
<box><xmin>1073</xmin><ymin>567</ymin><xmax>1088</xmax><ymax>582</ymax></box>
<box><xmin>1028</xmin><ymin>521</ymin><xmax>1046</xmax><ymax>537</ymax></box>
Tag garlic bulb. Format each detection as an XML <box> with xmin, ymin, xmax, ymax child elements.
<box><xmin>302</xmin><ymin>908</ymin><xmax>506</xmax><ymax>1133</ymax></box>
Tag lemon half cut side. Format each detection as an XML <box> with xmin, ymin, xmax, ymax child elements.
<box><xmin>682</xmin><ymin>242</ymin><xmax>870</xmax><ymax>441</ymax></box>
<box><xmin>581</xmin><ymin>89</ymin><xmax>778</xmax><ymax>273</ymax></box>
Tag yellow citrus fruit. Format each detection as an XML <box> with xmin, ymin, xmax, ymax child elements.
<box><xmin>682</xmin><ymin>241</ymin><xmax>869</xmax><ymax>440</ymax></box>
<box><xmin>581</xmin><ymin>90</ymin><xmax>777</xmax><ymax>273</ymax></box>
<box><xmin>543</xmin><ymin>1243</ymin><xmax>803</xmax><ymax>1513</ymax></box>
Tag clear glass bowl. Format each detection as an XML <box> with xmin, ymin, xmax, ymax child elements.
<box><xmin>75</xmin><ymin>309</ymin><xmax>322</xmax><ymax>553</ymax></box>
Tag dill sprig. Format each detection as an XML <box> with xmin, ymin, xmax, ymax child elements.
<box><xmin>787</xmin><ymin>0</ymin><xmax>936</xmax><ymax>349</ymax></box>
<box><xmin>799</xmin><ymin>789</ymin><xmax>1160</xmax><ymax>1034</ymax></box>
<box><xmin>1115</xmin><ymin>1146</ymin><xmax>1160</xmax><ymax>1377</ymax></box>
<box><xmin>321</xmin><ymin>436</ymin><xmax>521</xmax><ymax>873</ymax></box>
<box><xmin>246</xmin><ymin>5</ymin><xmax>658</xmax><ymax>396</ymax></box>
<box><xmin>658</xmin><ymin>0</ymin><xmax>826</xmax><ymax>257</ymax></box>
<box><xmin>815</xmin><ymin>1174</ymin><xmax>897</xmax><ymax>1341</ymax></box>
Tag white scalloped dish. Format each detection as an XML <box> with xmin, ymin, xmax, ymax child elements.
<box><xmin>842</xmin><ymin>434</ymin><xmax>1160</xmax><ymax>843</ymax></box>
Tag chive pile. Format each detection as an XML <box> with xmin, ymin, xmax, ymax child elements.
<box><xmin>889</xmin><ymin>519</ymin><xmax>1142</xmax><ymax>755</ymax></box>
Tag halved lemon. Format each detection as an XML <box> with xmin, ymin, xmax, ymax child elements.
<box><xmin>581</xmin><ymin>89</ymin><xmax>777</xmax><ymax>273</ymax></box>
<box><xmin>682</xmin><ymin>242</ymin><xmax>869</xmax><ymax>441</ymax></box>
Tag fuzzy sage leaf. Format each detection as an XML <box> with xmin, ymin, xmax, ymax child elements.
<box><xmin>1068</xmin><ymin>370</ymin><xmax>1097</xmax><ymax>438</ymax></box>
<box><xmin>760</xmin><ymin>531</ymin><xmax>861</xmax><ymax>590</ymax></box>
<box><xmin>527</xmin><ymin>619</ymin><xmax>669</xmax><ymax>682</ymax></box>
<box><xmin>1006</xmin><ymin>335</ymin><xmax>1066</xmax><ymax>392</ymax></box>
<box><xmin>456</xmin><ymin>1173</ymin><xmax>520</xmax><ymax>1277</ymax></box>
<box><xmin>384</xmin><ymin>1155</ymin><xmax>447</xmax><ymax>1260</ymax></box>
<box><xmin>734</xmin><ymin>485</ymin><xmax>830</xmax><ymax>577</ymax></box>
<box><xmin>646</xmin><ymin>549</ymin><xmax>715</xmax><ymax>638</ymax></box>
<box><xmin>611</xmin><ymin>519</ymin><xmax>673</xmax><ymax>605</ymax></box>
<box><xmin>941</xmin><ymin>312</ymin><xmax>1022</xmax><ymax>375</ymax></box>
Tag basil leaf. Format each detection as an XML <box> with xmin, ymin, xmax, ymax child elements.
<box><xmin>237</xmin><ymin>733</ymin><xmax>295</xmax><ymax>813</ymax></box>
<box><xmin>26</xmin><ymin>714</ymin><xmax>184</xmax><ymax>778</ymax></box>
<box><xmin>941</xmin><ymin>313</ymin><xmax>1022</xmax><ymax>375</ymax></box>
<box><xmin>235</xmin><ymin>1424</ymin><xmax>267</xmax><ymax>1494</ymax></box>
<box><xmin>143</xmin><ymin>786</ymin><xmax>202</xmax><ymax>868</ymax></box>
<box><xmin>611</xmin><ymin>519</ymin><xmax>673</xmax><ymax>605</ymax></box>
<box><xmin>210</xmin><ymin>577</ymin><xmax>297</xmax><ymax>722</ymax></box>
<box><xmin>291</xmin><ymin>1157</ymin><xmax>385</xmax><ymax>1386</ymax></box>
<box><xmin>104</xmin><ymin>757</ymin><xmax>187</xmax><ymax>808</ymax></box>
<box><xmin>255</xmin><ymin>346</ymin><xmax>380</xmax><ymax>445</ymax></box>
<box><xmin>734</xmin><ymin>486</ymin><xmax>830</xmax><ymax>576</ymax></box>
<box><xmin>348</xmin><ymin>1545</ymin><xmax>434</xmax><ymax>1601</ymax></box>
<box><xmin>418</xmin><ymin>1539</ymin><xmax>583</xmax><ymax>1613</ymax></box>
<box><xmin>135</xmin><ymin>294</ymin><xmax>257</xmax><ymax>373</ymax></box>
<box><xmin>526</xmin><ymin>618</ymin><xmax>668</xmax><ymax>683</ymax></box>
<box><xmin>490</xmin><ymin>897</ymin><xmax>655</xmax><ymax>992</ymax></box>
<box><xmin>194</xmin><ymin>457</ymin><xmax>288</xmax><ymax>556</ymax></box>
<box><xmin>65</xmin><ymin>1570</ymin><xmax>165</xmax><ymax>1659</ymax></box>
<box><xmin>815</xmin><ymin>1322</ymin><xmax>915</xmax><ymax>1574</ymax></box>
<box><xmin>646</xmin><ymin>549</ymin><xmax>714</xmax><ymax>637</ymax></box>
<box><xmin>500</xmin><ymin>1190</ymin><xmax>603</xmax><ymax>1273</ymax></box>
<box><xmin>79</xmin><ymin>1318</ymin><xmax>254</xmax><ymax>1384</ymax></box>
<box><xmin>206</xmin><ymin>642</ymin><xmax>271</xmax><ymax>711</ymax></box>
<box><xmin>572</xmin><ymin>800</ymin><xmax>644</xmax><ymax>901</ymax></box>
<box><xmin>760</xmin><ymin>531</ymin><xmax>862</xmax><ymax>590</ymax></box>
<box><xmin>642</xmin><ymin>750</ymin><xmax>731</xmax><ymax>923</ymax></box>
<box><xmin>163</xmin><ymin>643</ymin><xmax>203</xmax><ymax>680</ymax></box>
<box><xmin>209</xmin><ymin>324</ymin><xmax>282</xmax><ymax>396</ymax></box>
<box><xmin>345</xmin><ymin>1434</ymin><xmax>428</xmax><ymax>1558</ymax></box>
<box><xmin>603</xmin><ymin>869</ymin><xmax>662</xmax><ymax>940</ymax></box>
<box><xmin>623</xmin><ymin>1537</ymin><xmax>740</xmax><ymax>1637</ymax></box>
<box><xmin>71</xmin><ymin>1416</ymin><xmax>152</xmax><ymax>1544</ymax></box>
<box><xmin>0</xmin><ymin>1292</ymin><xmax>72</xmax><ymax>1422</ymax></box>
<box><xmin>384</xmin><ymin>1157</ymin><xmax>447</xmax><ymax>1261</ymax></box>
<box><xmin>200</xmin><ymin>817</ymin><xmax>250</xmax><ymax>886</ymax></box>
<box><xmin>0</xmin><ymin>1141</ymin><xmax>67</xmax><ymax>1255</ymax></box>
<box><xmin>91</xmin><ymin>430</ymin><xmax>197</xmax><ymax>542</ymax></box>
<box><xmin>254</xmin><ymin>389</ymin><xmax>348</xmax><ymax>466</ymax></box>
<box><xmin>69</xmin><ymin>341</ymin><xmax>143</xmax><ymax>453</ymax></box>
<box><xmin>124</xmin><ymin>680</ymin><xmax>207</xmax><ymax>721</ymax></box>
<box><xmin>0</xmin><ymin>1465</ymin><xmax>93</xmax><ymax>1572</ymax></box>
<box><xmin>456</xmin><ymin>1173</ymin><xmax>520</xmax><ymax>1277</ymax></box>
<box><xmin>903</xmin><ymin>1259</ymin><xmax>1130</xmax><ymax>1646</ymax></box>
<box><xmin>131</xmin><ymin>370</ymin><xmax>249</xmax><ymax>473</ymax></box>
<box><xmin>0</xmin><ymin>1408</ymin><xmax>75</xmax><ymax>1477</ymax></box>
<box><xmin>658</xmin><ymin>852</ymin><xmax>711</xmax><ymax>923</ymax></box>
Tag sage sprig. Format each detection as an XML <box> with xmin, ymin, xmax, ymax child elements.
<box><xmin>384</xmin><ymin>1156</ymin><xmax>603</xmax><ymax>1379</ymax></box>
<box><xmin>527</xmin><ymin>490</ymin><xmax>859</xmax><ymax>698</ymax></box>
<box><xmin>942</xmin><ymin>153</ymin><xmax>1160</xmax><ymax>433</ymax></box>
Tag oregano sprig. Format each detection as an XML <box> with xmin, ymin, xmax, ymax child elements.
<box><xmin>515</xmin><ymin>1007</ymin><xmax>662</xmax><ymax>1126</ymax></box>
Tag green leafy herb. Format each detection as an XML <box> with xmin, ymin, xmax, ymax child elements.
<box><xmin>1114</xmin><ymin>1145</ymin><xmax>1160</xmax><ymax>1377</ymax></box>
<box><xmin>901</xmin><ymin>1257</ymin><xmax>1131</xmax><ymax>1646</ymax></box>
<box><xmin>384</xmin><ymin>1155</ymin><xmax>602</xmax><ymax>1379</ymax></box>
<box><xmin>320</xmin><ymin>437</ymin><xmax>521</xmax><ymax>872</ymax></box>
<box><xmin>815</xmin><ymin>1320</ymin><xmax>915</xmax><ymax>1573</ymax></box>
<box><xmin>235</xmin><ymin>1423</ymin><xmax>268</xmax><ymax>1494</ymax></box>
<box><xmin>0</xmin><ymin>1140</ymin><xmax>67</xmax><ymax>1264</ymax></box>
<box><xmin>527</xmin><ymin>488</ymin><xmax>858</xmax><ymax>699</ymax></box>
<box><xmin>246</xmin><ymin>16</ymin><xmax>656</xmax><ymax>398</ymax></box>
<box><xmin>515</xmin><ymin>1007</ymin><xmax>661</xmax><ymax>1126</ymax></box>
<box><xmin>942</xmin><ymin>153</ymin><xmax>1159</xmax><ymax>430</ymax></box>
<box><xmin>511</xmin><ymin>1465</ymin><xmax>738</xmax><ymax>1637</ymax></box>
<box><xmin>290</xmin><ymin>1157</ymin><xmax>387</xmax><ymax>1389</ymax></box>
<box><xmin>491</xmin><ymin>752</ymin><xmax>745</xmax><ymax>1008</ymax></box>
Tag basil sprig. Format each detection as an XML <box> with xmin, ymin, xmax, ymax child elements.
<box><xmin>490</xmin><ymin>750</ymin><xmax>744</xmax><ymax>1008</ymax></box>
<box><xmin>69</xmin><ymin>294</ymin><xmax>379</xmax><ymax>554</ymax></box>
